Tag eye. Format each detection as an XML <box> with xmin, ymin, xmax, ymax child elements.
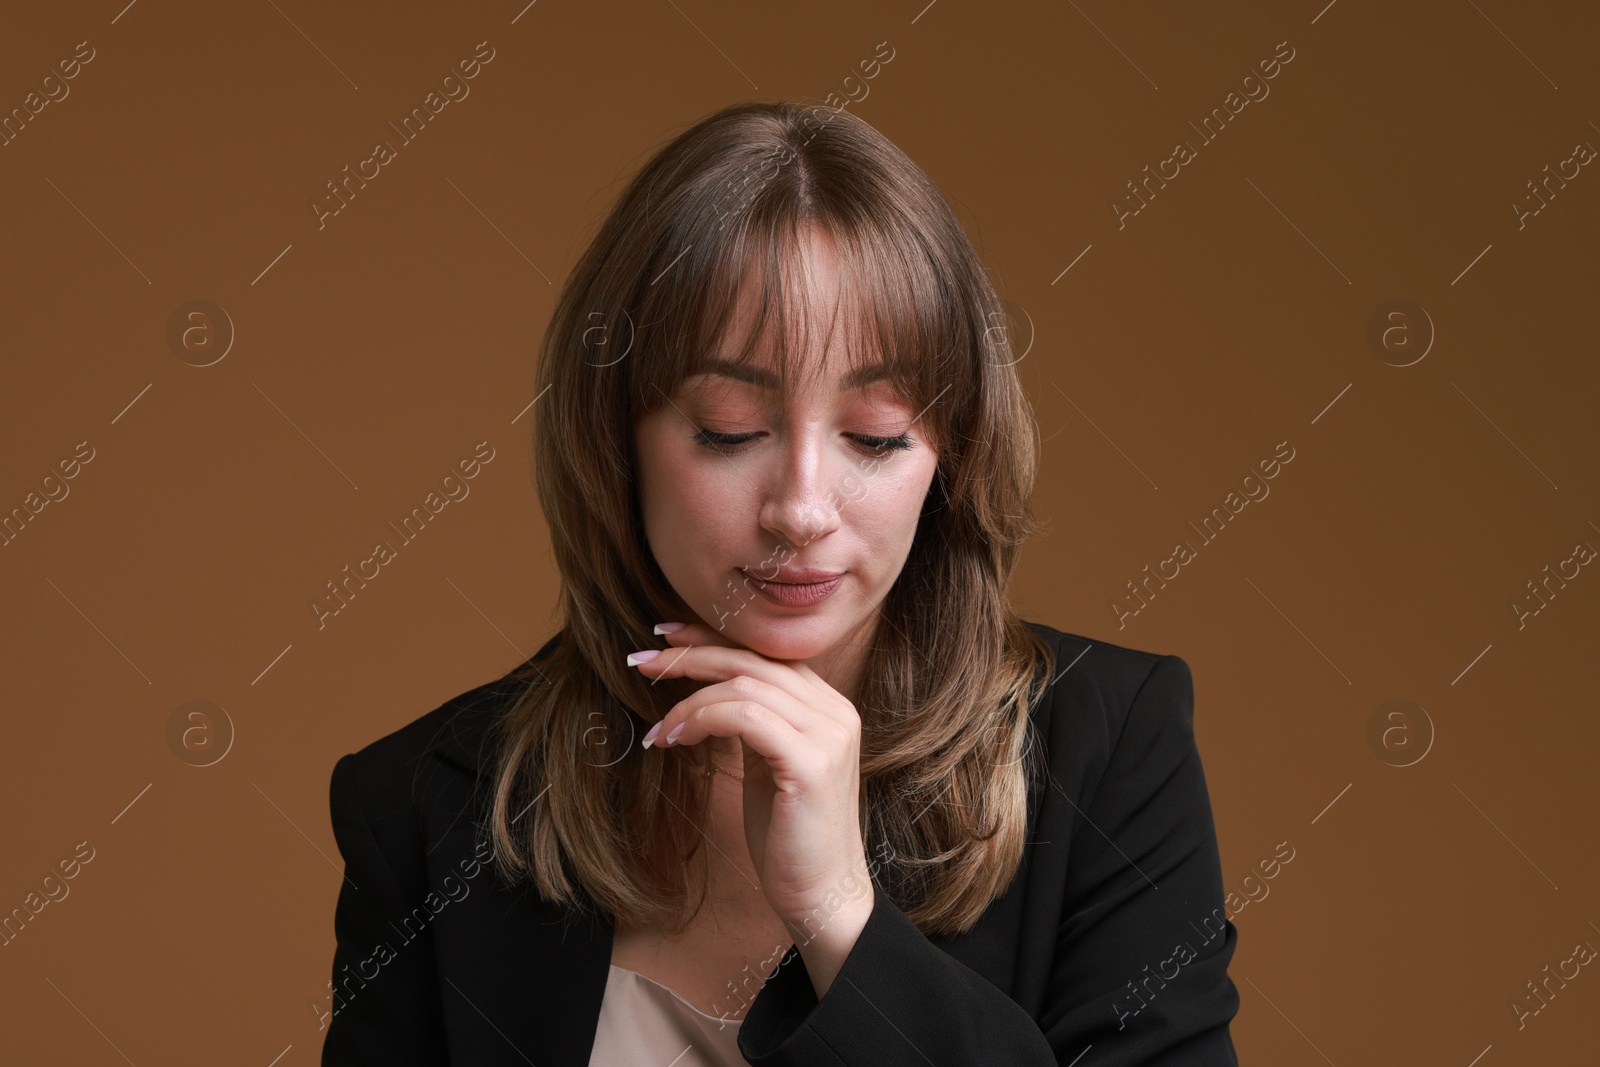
<box><xmin>690</xmin><ymin>428</ymin><xmax>914</xmax><ymax>455</ymax></box>
<box><xmin>691</xmin><ymin>428</ymin><xmax>761</xmax><ymax>452</ymax></box>
<box><xmin>853</xmin><ymin>433</ymin><xmax>914</xmax><ymax>455</ymax></box>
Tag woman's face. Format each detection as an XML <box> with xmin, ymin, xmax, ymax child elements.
<box><xmin>633</xmin><ymin>228</ymin><xmax>941</xmax><ymax>672</ymax></box>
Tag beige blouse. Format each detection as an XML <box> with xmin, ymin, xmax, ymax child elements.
<box><xmin>587</xmin><ymin>963</ymin><xmax>747</xmax><ymax>1066</ymax></box>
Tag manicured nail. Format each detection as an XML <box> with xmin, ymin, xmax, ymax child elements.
<box><xmin>626</xmin><ymin>649</ymin><xmax>662</xmax><ymax>666</ymax></box>
<box><xmin>642</xmin><ymin>722</ymin><xmax>662</xmax><ymax>748</ymax></box>
<box><xmin>665</xmin><ymin>722</ymin><xmax>686</xmax><ymax>745</ymax></box>
<box><xmin>654</xmin><ymin>622</ymin><xmax>687</xmax><ymax>634</ymax></box>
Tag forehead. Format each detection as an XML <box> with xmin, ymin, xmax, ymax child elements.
<box><xmin>681</xmin><ymin>226</ymin><xmax>898</xmax><ymax>393</ymax></box>
<box><xmin>679</xmin><ymin>357</ymin><xmax>897</xmax><ymax>395</ymax></box>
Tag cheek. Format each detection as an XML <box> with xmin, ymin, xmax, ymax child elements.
<box><xmin>850</xmin><ymin>457</ymin><xmax>937</xmax><ymax>542</ymax></box>
<box><xmin>639</xmin><ymin>445</ymin><xmax>748</xmax><ymax>550</ymax></box>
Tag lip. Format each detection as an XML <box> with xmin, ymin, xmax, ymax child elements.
<box><xmin>742</xmin><ymin>565</ymin><xmax>846</xmax><ymax>584</ymax></box>
<box><xmin>739</xmin><ymin>566</ymin><xmax>845</xmax><ymax>607</ymax></box>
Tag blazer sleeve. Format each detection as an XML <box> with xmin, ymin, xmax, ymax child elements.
<box><xmin>737</xmin><ymin>653</ymin><xmax>1240</xmax><ymax>1066</ymax></box>
<box><xmin>1038</xmin><ymin>654</ymin><xmax>1240</xmax><ymax>1063</ymax></box>
<box><xmin>320</xmin><ymin>753</ymin><xmax>448</xmax><ymax>1066</ymax></box>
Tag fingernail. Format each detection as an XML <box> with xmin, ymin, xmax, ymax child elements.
<box><xmin>665</xmin><ymin>722</ymin><xmax>686</xmax><ymax>745</ymax></box>
<box><xmin>626</xmin><ymin>649</ymin><xmax>662</xmax><ymax>666</ymax></box>
<box><xmin>654</xmin><ymin>622</ymin><xmax>687</xmax><ymax>635</ymax></box>
<box><xmin>642</xmin><ymin>722</ymin><xmax>662</xmax><ymax>748</ymax></box>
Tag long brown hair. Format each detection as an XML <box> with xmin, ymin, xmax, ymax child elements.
<box><xmin>484</xmin><ymin>99</ymin><xmax>1056</xmax><ymax>938</ymax></box>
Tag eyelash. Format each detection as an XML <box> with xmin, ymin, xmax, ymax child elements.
<box><xmin>691</xmin><ymin>429</ymin><xmax>914</xmax><ymax>455</ymax></box>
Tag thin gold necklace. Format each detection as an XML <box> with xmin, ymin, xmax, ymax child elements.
<box><xmin>706</xmin><ymin>758</ymin><xmax>744</xmax><ymax>781</ymax></box>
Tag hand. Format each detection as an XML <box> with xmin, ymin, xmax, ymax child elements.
<box><xmin>628</xmin><ymin>620</ymin><xmax>874</xmax><ymax>936</ymax></box>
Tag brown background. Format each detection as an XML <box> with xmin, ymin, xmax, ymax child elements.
<box><xmin>2</xmin><ymin>1</ymin><xmax>1596</xmax><ymax>1063</ymax></box>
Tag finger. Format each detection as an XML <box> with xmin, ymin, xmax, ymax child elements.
<box><xmin>783</xmin><ymin>659</ymin><xmax>829</xmax><ymax>690</ymax></box>
<box><xmin>632</xmin><ymin>643</ymin><xmax>845</xmax><ymax>721</ymax></box>
<box><xmin>654</xmin><ymin>620</ymin><xmax>837</xmax><ymax>702</ymax></box>
<box><xmin>646</xmin><ymin>699</ymin><xmax>805</xmax><ymax>766</ymax></box>
<box><xmin>658</xmin><ymin>674</ymin><xmax>826</xmax><ymax>743</ymax></box>
<box><xmin>652</xmin><ymin>619</ymin><xmax>743</xmax><ymax>649</ymax></box>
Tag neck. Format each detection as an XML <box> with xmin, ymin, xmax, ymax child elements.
<box><xmin>706</xmin><ymin>736</ymin><xmax>745</xmax><ymax>769</ymax></box>
<box><xmin>802</xmin><ymin>621</ymin><xmax>873</xmax><ymax>706</ymax></box>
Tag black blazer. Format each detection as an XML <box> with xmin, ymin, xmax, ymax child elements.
<box><xmin>320</xmin><ymin>622</ymin><xmax>1241</xmax><ymax>1065</ymax></box>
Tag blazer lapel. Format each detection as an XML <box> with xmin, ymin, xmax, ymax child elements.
<box><xmin>423</xmin><ymin>667</ymin><xmax>613</xmax><ymax>1067</ymax></box>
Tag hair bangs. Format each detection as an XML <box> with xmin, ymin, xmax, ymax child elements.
<box><xmin>629</xmin><ymin>183</ymin><xmax>957</xmax><ymax>453</ymax></box>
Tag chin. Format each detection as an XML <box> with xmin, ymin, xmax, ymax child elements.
<box><xmin>733</xmin><ymin>612</ymin><xmax>858</xmax><ymax>660</ymax></box>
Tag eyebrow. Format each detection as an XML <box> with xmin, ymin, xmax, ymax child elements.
<box><xmin>687</xmin><ymin>358</ymin><xmax>894</xmax><ymax>391</ymax></box>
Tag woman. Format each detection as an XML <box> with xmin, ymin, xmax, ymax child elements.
<box><xmin>322</xmin><ymin>100</ymin><xmax>1240</xmax><ymax>1066</ymax></box>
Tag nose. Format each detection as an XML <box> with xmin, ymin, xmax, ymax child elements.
<box><xmin>757</xmin><ymin>427</ymin><xmax>842</xmax><ymax>549</ymax></box>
